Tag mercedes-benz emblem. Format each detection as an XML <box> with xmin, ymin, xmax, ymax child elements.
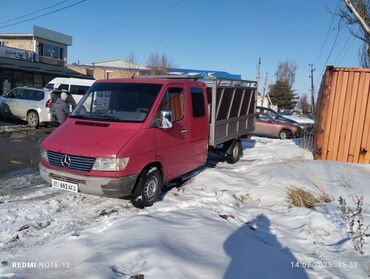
<box><xmin>61</xmin><ymin>155</ymin><xmax>71</xmax><ymax>168</ymax></box>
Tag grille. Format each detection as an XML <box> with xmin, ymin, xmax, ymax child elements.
<box><xmin>47</xmin><ymin>151</ymin><xmax>95</xmax><ymax>172</ymax></box>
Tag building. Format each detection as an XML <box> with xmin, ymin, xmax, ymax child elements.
<box><xmin>69</xmin><ymin>59</ymin><xmax>148</xmax><ymax>80</ymax></box>
<box><xmin>0</xmin><ymin>25</ymin><xmax>87</xmax><ymax>95</ymax></box>
<box><xmin>68</xmin><ymin>60</ymin><xmax>242</xmax><ymax>81</ymax></box>
<box><xmin>0</xmin><ymin>25</ymin><xmax>71</xmax><ymax>66</ymax></box>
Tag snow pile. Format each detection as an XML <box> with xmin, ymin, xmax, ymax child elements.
<box><xmin>1</xmin><ymin>137</ymin><xmax>370</xmax><ymax>278</ymax></box>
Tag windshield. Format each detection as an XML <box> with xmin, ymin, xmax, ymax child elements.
<box><xmin>262</xmin><ymin>109</ymin><xmax>295</xmax><ymax>124</ymax></box>
<box><xmin>71</xmin><ymin>83</ymin><xmax>162</xmax><ymax>123</ymax></box>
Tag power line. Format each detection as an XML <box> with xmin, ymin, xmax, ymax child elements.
<box><xmin>337</xmin><ymin>37</ymin><xmax>356</xmax><ymax>64</ymax></box>
<box><xmin>0</xmin><ymin>0</ymin><xmax>72</xmax><ymax>25</ymax></box>
<box><xmin>313</xmin><ymin>0</ymin><xmax>340</xmax><ymax>65</ymax></box>
<box><xmin>76</xmin><ymin>0</ymin><xmax>187</xmax><ymax>38</ymax></box>
<box><xmin>0</xmin><ymin>0</ymin><xmax>87</xmax><ymax>30</ymax></box>
<box><xmin>333</xmin><ymin>31</ymin><xmax>354</xmax><ymax>65</ymax></box>
<box><xmin>313</xmin><ymin>18</ymin><xmax>343</xmax><ymax>92</ymax></box>
<box><xmin>319</xmin><ymin>19</ymin><xmax>343</xmax><ymax>78</ymax></box>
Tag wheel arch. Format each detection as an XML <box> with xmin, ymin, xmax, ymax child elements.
<box><xmin>131</xmin><ymin>161</ymin><xmax>164</xmax><ymax>194</ymax></box>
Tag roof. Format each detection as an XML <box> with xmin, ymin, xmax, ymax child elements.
<box><xmin>0</xmin><ymin>57</ymin><xmax>88</xmax><ymax>78</ymax></box>
<box><xmin>0</xmin><ymin>34</ymin><xmax>33</xmax><ymax>38</ymax></box>
<box><xmin>94</xmin><ymin>78</ymin><xmax>200</xmax><ymax>86</ymax></box>
<box><xmin>90</xmin><ymin>59</ymin><xmax>147</xmax><ymax>69</ymax></box>
<box><xmin>169</xmin><ymin>68</ymin><xmax>242</xmax><ymax>79</ymax></box>
<box><xmin>0</xmin><ymin>25</ymin><xmax>72</xmax><ymax>46</ymax></box>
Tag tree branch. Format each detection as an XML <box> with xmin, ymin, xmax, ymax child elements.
<box><xmin>343</xmin><ymin>0</ymin><xmax>370</xmax><ymax>35</ymax></box>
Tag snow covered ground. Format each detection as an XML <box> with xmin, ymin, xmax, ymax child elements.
<box><xmin>1</xmin><ymin>137</ymin><xmax>370</xmax><ymax>278</ymax></box>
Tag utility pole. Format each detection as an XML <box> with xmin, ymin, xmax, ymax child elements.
<box><xmin>261</xmin><ymin>72</ymin><xmax>269</xmax><ymax>106</ymax></box>
<box><xmin>256</xmin><ymin>58</ymin><xmax>262</xmax><ymax>93</ymax></box>
<box><xmin>309</xmin><ymin>64</ymin><xmax>316</xmax><ymax>115</ymax></box>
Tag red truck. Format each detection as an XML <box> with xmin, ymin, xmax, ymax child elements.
<box><xmin>39</xmin><ymin>76</ymin><xmax>257</xmax><ymax>208</ymax></box>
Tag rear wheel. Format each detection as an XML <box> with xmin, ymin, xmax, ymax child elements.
<box><xmin>130</xmin><ymin>167</ymin><xmax>163</xmax><ymax>209</ymax></box>
<box><xmin>225</xmin><ymin>140</ymin><xmax>242</xmax><ymax>164</ymax></box>
<box><xmin>279</xmin><ymin>129</ymin><xmax>291</xmax><ymax>139</ymax></box>
<box><xmin>27</xmin><ymin>111</ymin><xmax>39</xmax><ymax>128</ymax></box>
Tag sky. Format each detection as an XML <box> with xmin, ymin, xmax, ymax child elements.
<box><xmin>0</xmin><ymin>0</ymin><xmax>364</xmax><ymax>97</ymax></box>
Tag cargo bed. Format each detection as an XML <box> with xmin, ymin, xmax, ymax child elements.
<box><xmin>205</xmin><ymin>77</ymin><xmax>257</xmax><ymax>146</ymax></box>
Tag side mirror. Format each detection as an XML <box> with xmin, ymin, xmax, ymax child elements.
<box><xmin>159</xmin><ymin>109</ymin><xmax>173</xmax><ymax>129</ymax></box>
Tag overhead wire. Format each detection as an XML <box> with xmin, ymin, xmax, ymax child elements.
<box><xmin>0</xmin><ymin>0</ymin><xmax>87</xmax><ymax>30</ymax></box>
<box><xmin>333</xmin><ymin>31</ymin><xmax>354</xmax><ymax>65</ymax></box>
<box><xmin>313</xmin><ymin>0</ymin><xmax>340</xmax><ymax>65</ymax></box>
<box><xmin>75</xmin><ymin>0</ymin><xmax>187</xmax><ymax>38</ymax></box>
<box><xmin>0</xmin><ymin>0</ymin><xmax>72</xmax><ymax>25</ymax></box>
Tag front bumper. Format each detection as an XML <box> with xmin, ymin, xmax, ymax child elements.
<box><xmin>39</xmin><ymin>163</ymin><xmax>138</xmax><ymax>198</ymax></box>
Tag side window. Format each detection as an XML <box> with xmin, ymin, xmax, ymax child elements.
<box><xmin>191</xmin><ymin>87</ymin><xmax>205</xmax><ymax>118</ymax></box>
<box><xmin>58</xmin><ymin>84</ymin><xmax>69</xmax><ymax>91</ymax></box>
<box><xmin>7</xmin><ymin>89</ymin><xmax>22</xmax><ymax>99</ymax></box>
<box><xmin>158</xmin><ymin>87</ymin><xmax>184</xmax><ymax>122</ymax></box>
<box><xmin>21</xmin><ymin>89</ymin><xmax>32</xmax><ymax>100</ymax></box>
<box><xmin>46</xmin><ymin>83</ymin><xmax>54</xmax><ymax>89</ymax></box>
<box><xmin>70</xmin><ymin>85</ymin><xmax>89</xmax><ymax>95</ymax></box>
<box><xmin>257</xmin><ymin>114</ymin><xmax>271</xmax><ymax>123</ymax></box>
<box><xmin>33</xmin><ymin>90</ymin><xmax>44</xmax><ymax>101</ymax></box>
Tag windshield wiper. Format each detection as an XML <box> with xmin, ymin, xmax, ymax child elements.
<box><xmin>84</xmin><ymin>113</ymin><xmax>122</xmax><ymax>121</ymax></box>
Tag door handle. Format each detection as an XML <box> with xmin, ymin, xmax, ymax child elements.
<box><xmin>180</xmin><ymin>127</ymin><xmax>189</xmax><ymax>135</ymax></box>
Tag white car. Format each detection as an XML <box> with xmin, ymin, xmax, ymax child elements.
<box><xmin>46</xmin><ymin>77</ymin><xmax>95</xmax><ymax>104</ymax></box>
<box><xmin>0</xmin><ymin>87</ymin><xmax>54</xmax><ymax>127</ymax></box>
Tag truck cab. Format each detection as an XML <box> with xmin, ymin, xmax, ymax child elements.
<box><xmin>40</xmin><ymin>78</ymin><xmax>209</xmax><ymax>208</ymax></box>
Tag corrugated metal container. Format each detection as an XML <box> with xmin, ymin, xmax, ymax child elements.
<box><xmin>314</xmin><ymin>66</ymin><xmax>370</xmax><ymax>163</ymax></box>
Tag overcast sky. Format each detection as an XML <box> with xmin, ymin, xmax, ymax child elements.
<box><xmin>0</xmin><ymin>0</ymin><xmax>363</xmax><ymax>97</ymax></box>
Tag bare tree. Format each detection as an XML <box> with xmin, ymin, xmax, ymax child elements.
<box><xmin>126</xmin><ymin>52</ymin><xmax>139</xmax><ymax>78</ymax></box>
<box><xmin>297</xmin><ymin>94</ymin><xmax>311</xmax><ymax>114</ymax></box>
<box><xmin>339</xmin><ymin>0</ymin><xmax>370</xmax><ymax>64</ymax></box>
<box><xmin>127</xmin><ymin>52</ymin><xmax>137</xmax><ymax>65</ymax></box>
<box><xmin>146</xmin><ymin>51</ymin><xmax>173</xmax><ymax>75</ymax></box>
<box><xmin>359</xmin><ymin>42</ymin><xmax>370</xmax><ymax>67</ymax></box>
<box><xmin>340</xmin><ymin>0</ymin><xmax>370</xmax><ymax>39</ymax></box>
<box><xmin>275</xmin><ymin>60</ymin><xmax>297</xmax><ymax>87</ymax></box>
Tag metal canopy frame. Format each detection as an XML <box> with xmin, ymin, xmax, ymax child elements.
<box><xmin>134</xmin><ymin>74</ymin><xmax>257</xmax><ymax>147</ymax></box>
<box><xmin>135</xmin><ymin>74</ymin><xmax>257</xmax><ymax>88</ymax></box>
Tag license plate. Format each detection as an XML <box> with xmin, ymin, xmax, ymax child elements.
<box><xmin>51</xmin><ymin>179</ymin><xmax>78</xmax><ymax>193</ymax></box>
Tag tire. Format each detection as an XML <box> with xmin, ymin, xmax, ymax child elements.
<box><xmin>279</xmin><ymin>129</ymin><xmax>291</xmax><ymax>140</ymax></box>
<box><xmin>130</xmin><ymin>167</ymin><xmax>163</xmax><ymax>209</ymax></box>
<box><xmin>225</xmin><ymin>140</ymin><xmax>242</xmax><ymax>164</ymax></box>
<box><xmin>27</xmin><ymin>111</ymin><xmax>39</xmax><ymax>128</ymax></box>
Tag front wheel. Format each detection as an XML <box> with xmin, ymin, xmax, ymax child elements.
<box><xmin>27</xmin><ymin>111</ymin><xmax>39</xmax><ymax>128</ymax></box>
<box><xmin>279</xmin><ymin>129</ymin><xmax>291</xmax><ymax>140</ymax></box>
<box><xmin>130</xmin><ymin>167</ymin><xmax>163</xmax><ymax>209</ymax></box>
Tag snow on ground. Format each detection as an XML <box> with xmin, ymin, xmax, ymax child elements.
<box><xmin>1</xmin><ymin>137</ymin><xmax>370</xmax><ymax>278</ymax></box>
<box><xmin>0</xmin><ymin>125</ymin><xmax>32</xmax><ymax>134</ymax></box>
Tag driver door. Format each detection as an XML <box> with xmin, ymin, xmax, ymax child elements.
<box><xmin>155</xmin><ymin>86</ymin><xmax>192</xmax><ymax>180</ymax></box>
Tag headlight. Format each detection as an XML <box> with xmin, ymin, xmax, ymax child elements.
<box><xmin>92</xmin><ymin>157</ymin><xmax>129</xmax><ymax>171</ymax></box>
<box><xmin>40</xmin><ymin>148</ymin><xmax>48</xmax><ymax>162</ymax></box>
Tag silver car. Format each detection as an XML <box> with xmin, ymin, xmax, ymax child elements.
<box><xmin>0</xmin><ymin>87</ymin><xmax>54</xmax><ymax>127</ymax></box>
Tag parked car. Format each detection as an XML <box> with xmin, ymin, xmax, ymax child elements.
<box><xmin>257</xmin><ymin>106</ymin><xmax>297</xmax><ymax>125</ymax></box>
<box><xmin>39</xmin><ymin>77</ymin><xmax>257</xmax><ymax>208</ymax></box>
<box><xmin>0</xmin><ymin>87</ymin><xmax>54</xmax><ymax>127</ymax></box>
<box><xmin>257</xmin><ymin>106</ymin><xmax>313</xmax><ymax>133</ymax></box>
<box><xmin>46</xmin><ymin>77</ymin><xmax>95</xmax><ymax>104</ymax></box>
<box><xmin>253</xmin><ymin>112</ymin><xmax>300</xmax><ymax>139</ymax></box>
